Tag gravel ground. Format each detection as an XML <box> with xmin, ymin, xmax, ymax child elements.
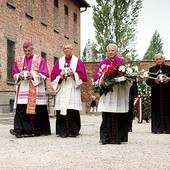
<box><xmin>0</xmin><ymin>114</ymin><xmax>170</xmax><ymax>170</ymax></box>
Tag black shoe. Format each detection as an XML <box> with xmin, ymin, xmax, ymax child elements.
<box><xmin>10</xmin><ymin>129</ymin><xmax>22</xmax><ymax>138</ymax></box>
<box><xmin>59</xmin><ymin>134</ymin><xmax>68</xmax><ymax>138</ymax></box>
<box><xmin>44</xmin><ymin>133</ymin><xmax>51</xmax><ymax>136</ymax></box>
<box><xmin>68</xmin><ymin>134</ymin><xmax>78</xmax><ymax>137</ymax></box>
<box><xmin>10</xmin><ymin>129</ymin><xmax>17</xmax><ymax>136</ymax></box>
<box><xmin>99</xmin><ymin>140</ymin><xmax>110</xmax><ymax>145</ymax></box>
<box><xmin>128</xmin><ymin>127</ymin><xmax>132</xmax><ymax>132</ymax></box>
<box><xmin>34</xmin><ymin>132</ymin><xmax>41</xmax><ymax>137</ymax></box>
<box><xmin>117</xmin><ymin>142</ymin><xmax>121</xmax><ymax>144</ymax></box>
<box><xmin>15</xmin><ymin>134</ymin><xmax>23</xmax><ymax>138</ymax></box>
<box><xmin>153</xmin><ymin>131</ymin><xmax>161</xmax><ymax>134</ymax></box>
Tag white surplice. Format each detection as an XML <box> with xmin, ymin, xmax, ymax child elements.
<box><xmin>13</xmin><ymin>55</ymin><xmax>47</xmax><ymax>108</ymax></box>
<box><xmin>97</xmin><ymin>81</ymin><xmax>132</xmax><ymax>113</ymax></box>
<box><xmin>51</xmin><ymin>55</ymin><xmax>83</xmax><ymax>115</ymax></box>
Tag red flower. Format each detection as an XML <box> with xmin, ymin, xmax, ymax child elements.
<box><xmin>112</xmin><ymin>63</ymin><xmax>120</xmax><ymax>68</ymax></box>
<box><xmin>105</xmin><ymin>65</ymin><xmax>114</xmax><ymax>76</ymax></box>
<box><xmin>118</xmin><ymin>71</ymin><xmax>124</xmax><ymax>76</ymax></box>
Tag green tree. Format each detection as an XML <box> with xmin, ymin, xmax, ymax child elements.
<box><xmin>143</xmin><ymin>30</ymin><xmax>164</xmax><ymax>60</ymax></box>
<box><xmin>93</xmin><ymin>1</ymin><xmax>113</xmax><ymax>56</ymax></box>
<box><xmin>82</xmin><ymin>47</ymin><xmax>87</xmax><ymax>62</ymax></box>
<box><xmin>81</xmin><ymin>42</ymin><xmax>99</xmax><ymax>62</ymax></box>
<box><xmin>91</xmin><ymin>43</ymin><xmax>100</xmax><ymax>62</ymax></box>
<box><xmin>93</xmin><ymin>0</ymin><xmax>142</xmax><ymax>59</ymax></box>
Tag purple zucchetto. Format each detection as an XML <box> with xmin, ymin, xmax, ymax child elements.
<box><xmin>23</xmin><ymin>41</ymin><xmax>33</xmax><ymax>47</ymax></box>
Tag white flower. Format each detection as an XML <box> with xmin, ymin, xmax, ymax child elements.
<box><xmin>118</xmin><ymin>65</ymin><xmax>126</xmax><ymax>72</ymax></box>
<box><xmin>143</xmin><ymin>71</ymin><xmax>149</xmax><ymax>78</ymax></box>
<box><xmin>133</xmin><ymin>66</ymin><xmax>139</xmax><ymax>72</ymax></box>
<box><xmin>139</xmin><ymin>70</ymin><xmax>149</xmax><ymax>78</ymax></box>
<box><xmin>114</xmin><ymin>76</ymin><xmax>127</xmax><ymax>82</ymax></box>
<box><xmin>131</xmin><ymin>72</ymin><xmax>138</xmax><ymax>77</ymax></box>
<box><xmin>126</xmin><ymin>67</ymin><xmax>133</xmax><ymax>75</ymax></box>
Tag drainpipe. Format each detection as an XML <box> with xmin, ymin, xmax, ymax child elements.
<box><xmin>80</xmin><ymin>7</ymin><xmax>87</xmax><ymax>13</ymax></box>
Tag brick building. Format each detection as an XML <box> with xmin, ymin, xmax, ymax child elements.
<box><xmin>0</xmin><ymin>0</ymin><xmax>90</xmax><ymax>112</ymax></box>
<box><xmin>1</xmin><ymin>1</ymin><xmax>169</xmax><ymax>114</ymax></box>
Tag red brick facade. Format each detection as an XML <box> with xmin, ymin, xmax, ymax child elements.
<box><xmin>1</xmin><ymin>0</ymin><xmax>170</xmax><ymax>113</ymax></box>
<box><xmin>0</xmin><ymin>0</ymin><xmax>89</xmax><ymax>92</ymax></box>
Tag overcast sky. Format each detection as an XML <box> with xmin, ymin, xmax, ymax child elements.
<box><xmin>80</xmin><ymin>0</ymin><xmax>170</xmax><ymax>59</ymax></box>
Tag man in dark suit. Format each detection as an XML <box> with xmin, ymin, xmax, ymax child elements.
<box><xmin>127</xmin><ymin>80</ymin><xmax>138</xmax><ymax>132</ymax></box>
<box><xmin>146</xmin><ymin>53</ymin><xmax>170</xmax><ymax>134</ymax></box>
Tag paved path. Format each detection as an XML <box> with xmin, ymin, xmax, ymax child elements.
<box><xmin>0</xmin><ymin>114</ymin><xmax>170</xmax><ymax>170</ymax></box>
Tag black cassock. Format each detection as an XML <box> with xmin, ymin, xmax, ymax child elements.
<box><xmin>127</xmin><ymin>81</ymin><xmax>138</xmax><ymax>130</ymax></box>
<box><xmin>146</xmin><ymin>64</ymin><xmax>170</xmax><ymax>134</ymax></box>
<box><xmin>13</xmin><ymin>104</ymin><xmax>51</xmax><ymax>136</ymax></box>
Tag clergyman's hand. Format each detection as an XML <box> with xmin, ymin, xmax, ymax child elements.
<box><xmin>27</xmin><ymin>73</ymin><xmax>33</xmax><ymax>80</ymax></box>
<box><xmin>69</xmin><ymin>69</ymin><xmax>74</xmax><ymax>79</ymax></box>
<box><xmin>164</xmin><ymin>77</ymin><xmax>170</xmax><ymax>83</ymax></box>
<box><xmin>155</xmin><ymin>78</ymin><xmax>160</xmax><ymax>84</ymax></box>
<box><xmin>60</xmin><ymin>74</ymin><xmax>65</xmax><ymax>81</ymax></box>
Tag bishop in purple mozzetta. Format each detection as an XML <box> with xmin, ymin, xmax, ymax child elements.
<box><xmin>51</xmin><ymin>44</ymin><xmax>87</xmax><ymax>138</ymax></box>
<box><xmin>93</xmin><ymin>43</ymin><xmax>132</xmax><ymax>145</ymax></box>
<box><xmin>10</xmin><ymin>41</ymin><xmax>51</xmax><ymax>138</ymax></box>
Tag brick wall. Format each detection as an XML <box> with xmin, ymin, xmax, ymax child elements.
<box><xmin>0</xmin><ymin>0</ymin><xmax>87</xmax><ymax>113</ymax></box>
<box><xmin>0</xmin><ymin>0</ymin><xmax>81</xmax><ymax>92</ymax></box>
<box><xmin>81</xmin><ymin>62</ymin><xmax>98</xmax><ymax>113</ymax></box>
<box><xmin>1</xmin><ymin>1</ymin><xmax>170</xmax><ymax>113</ymax></box>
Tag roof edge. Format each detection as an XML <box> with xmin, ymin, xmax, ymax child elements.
<box><xmin>77</xmin><ymin>0</ymin><xmax>90</xmax><ymax>7</ymax></box>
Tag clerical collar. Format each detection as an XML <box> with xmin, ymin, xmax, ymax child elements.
<box><xmin>66</xmin><ymin>55</ymin><xmax>72</xmax><ymax>59</ymax></box>
<box><xmin>25</xmin><ymin>55</ymin><xmax>33</xmax><ymax>59</ymax></box>
<box><xmin>157</xmin><ymin>64</ymin><xmax>164</xmax><ymax>68</ymax></box>
<box><xmin>110</xmin><ymin>55</ymin><xmax>117</xmax><ymax>62</ymax></box>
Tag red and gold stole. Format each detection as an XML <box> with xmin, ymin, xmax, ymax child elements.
<box><xmin>17</xmin><ymin>55</ymin><xmax>41</xmax><ymax>114</ymax></box>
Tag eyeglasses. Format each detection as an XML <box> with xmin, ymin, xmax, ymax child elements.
<box><xmin>64</xmin><ymin>47</ymin><xmax>71</xmax><ymax>50</ymax></box>
<box><xmin>107</xmin><ymin>50</ymin><xmax>116</xmax><ymax>53</ymax></box>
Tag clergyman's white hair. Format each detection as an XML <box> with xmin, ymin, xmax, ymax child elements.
<box><xmin>154</xmin><ymin>53</ymin><xmax>165</xmax><ymax>60</ymax></box>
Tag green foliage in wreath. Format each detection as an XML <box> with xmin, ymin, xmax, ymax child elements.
<box><xmin>134</xmin><ymin>82</ymin><xmax>151</xmax><ymax>120</ymax></box>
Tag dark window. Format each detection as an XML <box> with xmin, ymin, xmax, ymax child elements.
<box><xmin>7</xmin><ymin>0</ymin><xmax>16</xmax><ymax>9</ymax></box>
<box><xmin>41</xmin><ymin>0</ymin><xmax>47</xmax><ymax>26</ymax></box>
<box><xmin>54</xmin><ymin>0</ymin><xmax>59</xmax><ymax>32</ymax></box>
<box><xmin>0</xmin><ymin>64</ymin><xmax>2</xmax><ymax>79</ymax></box>
<box><xmin>64</xmin><ymin>5</ymin><xmax>68</xmax><ymax>15</ymax></box>
<box><xmin>74</xmin><ymin>12</ymin><xmax>77</xmax><ymax>22</ymax></box>
<box><xmin>54</xmin><ymin>0</ymin><xmax>58</xmax><ymax>8</ymax></box>
<box><xmin>64</xmin><ymin>5</ymin><xmax>69</xmax><ymax>38</ymax></box>
<box><xmin>73</xmin><ymin>12</ymin><xmax>78</xmax><ymax>43</ymax></box>
<box><xmin>25</xmin><ymin>0</ymin><xmax>34</xmax><ymax>19</ymax></box>
<box><xmin>7</xmin><ymin>40</ymin><xmax>15</xmax><ymax>82</ymax></box>
<box><xmin>41</xmin><ymin>52</ymin><xmax>47</xmax><ymax>61</ymax></box>
<box><xmin>41</xmin><ymin>52</ymin><xmax>47</xmax><ymax>88</ymax></box>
